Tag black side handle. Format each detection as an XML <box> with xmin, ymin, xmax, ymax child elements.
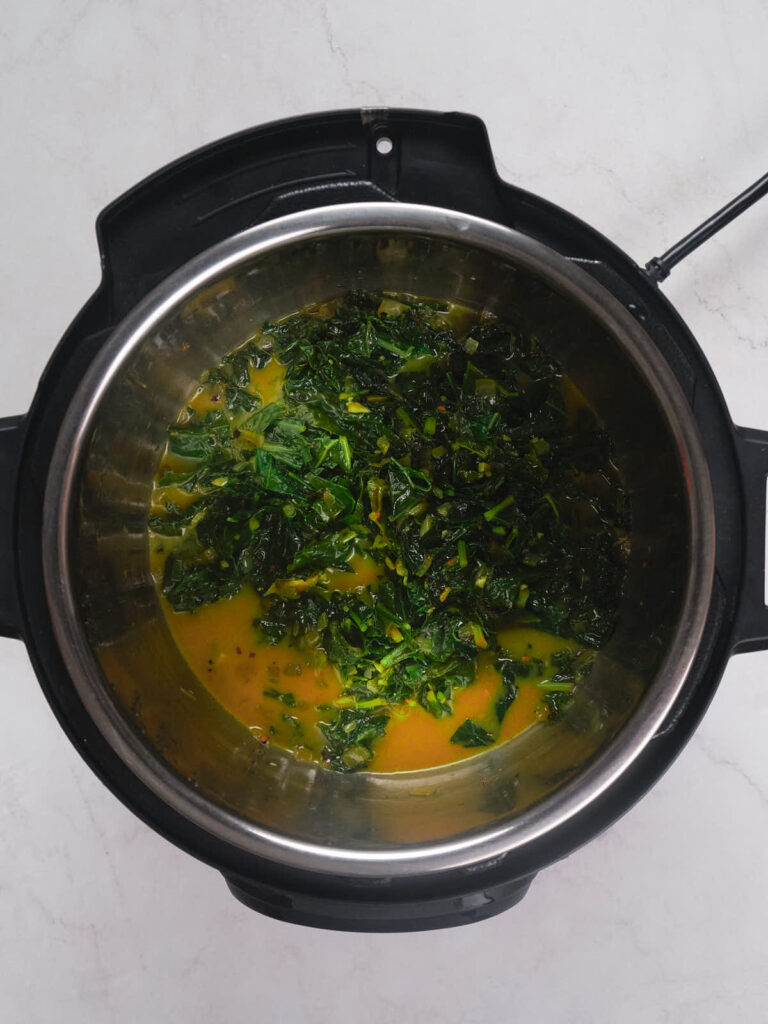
<box><xmin>95</xmin><ymin>108</ymin><xmax>507</xmax><ymax>322</ymax></box>
<box><xmin>0</xmin><ymin>415</ymin><xmax>26</xmax><ymax>639</ymax></box>
<box><xmin>731</xmin><ymin>426</ymin><xmax>768</xmax><ymax>653</ymax></box>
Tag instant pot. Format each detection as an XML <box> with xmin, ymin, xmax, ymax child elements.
<box><xmin>4</xmin><ymin>109</ymin><xmax>768</xmax><ymax>931</ymax></box>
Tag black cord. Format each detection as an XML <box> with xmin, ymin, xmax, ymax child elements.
<box><xmin>645</xmin><ymin>169</ymin><xmax>768</xmax><ymax>282</ymax></box>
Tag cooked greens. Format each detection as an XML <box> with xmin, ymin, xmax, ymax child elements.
<box><xmin>450</xmin><ymin>719</ymin><xmax>496</xmax><ymax>748</ymax></box>
<box><xmin>152</xmin><ymin>293</ymin><xmax>628</xmax><ymax>771</ymax></box>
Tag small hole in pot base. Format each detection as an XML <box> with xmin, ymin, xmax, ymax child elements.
<box><xmin>376</xmin><ymin>136</ymin><xmax>393</xmax><ymax>156</ymax></box>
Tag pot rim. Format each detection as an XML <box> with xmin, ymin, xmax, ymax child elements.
<box><xmin>42</xmin><ymin>201</ymin><xmax>716</xmax><ymax>877</ymax></box>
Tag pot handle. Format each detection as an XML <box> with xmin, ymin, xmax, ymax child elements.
<box><xmin>224</xmin><ymin>871</ymin><xmax>535</xmax><ymax>931</ymax></box>
<box><xmin>0</xmin><ymin>415</ymin><xmax>26</xmax><ymax>640</ymax></box>
<box><xmin>732</xmin><ymin>425</ymin><xmax>768</xmax><ymax>653</ymax></box>
<box><xmin>96</xmin><ymin>109</ymin><xmax>507</xmax><ymax>321</ymax></box>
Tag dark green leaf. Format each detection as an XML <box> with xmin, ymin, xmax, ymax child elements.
<box><xmin>495</xmin><ymin>663</ymin><xmax>519</xmax><ymax>723</ymax></box>
<box><xmin>288</xmin><ymin>531</ymin><xmax>357</xmax><ymax>574</ymax></box>
<box><xmin>244</xmin><ymin>403</ymin><xmax>284</xmax><ymax>433</ymax></box>
<box><xmin>162</xmin><ymin>555</ymin><xmax>240</xmax><ymax>612</ymax></box>
<box><xmin>320</xmin><ymin>708</ymin><xmax>389</xmax><ymax>772</ymax></box>
<box><xmin>168</xmin><ymin>428</ymin><xmax>211</xmax><ymax>459</ymax></box>
<box><xmin>449</xmin><ymin>719</ymin><xmax>495</xmax><ymax>747</ymax></box>
<box><xmin>226</xmin><ymin>386</ymin><xmax>260</xmax><ymax>413</ymax></box>
<box><xmin>263</xmin><ymin>686</ymin><xmax>297</xmax><ymax>708</ymax></box>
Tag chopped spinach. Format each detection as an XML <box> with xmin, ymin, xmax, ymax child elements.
<box><xmin>319</xmin><ymin>708</ymin><xmax>390</xmax><ymax>772</ymax></box>
<box><xmin>450</xmin><ymin>719</ymin><xmax>495</xmax><ymax>747</ymax></box>
<box><xmin>152</xmin><ymin>293</ymin><xmax>628</xmax><ymax>770</ymax></box>
<box><xmin>162</xmin><ymin>556</ymin><xmax>242</xmax><ymax>612</ymax></box>
<box><xmin>495</xmin><ymin>660</ymin><xmax>519</xmax><ymax>724</ymax></box>
<box><xmin>263</xmin><ymin>686</ymin><xmax>297</xmax><ymax>708</ymax></box>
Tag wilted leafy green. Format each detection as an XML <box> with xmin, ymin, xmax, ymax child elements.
<box><xmin>450</xmin><ymin>719</ymin><xmax>495</xmax><ymax>747</ymax></box>
<box><xmin>151</xmin><ymin>293</ymin><xmax>628</xmax><ymax>769</ymax></box>
<box><xmin>319</xmin><ymin>708</ymin><xmax>390</xmax><ymax>771</ymax></box>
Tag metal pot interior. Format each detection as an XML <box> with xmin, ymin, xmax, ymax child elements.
<box><xmin>47</xmin><ymin>205</ymin><xmax>713</xmax><ymax>873</ymax></box>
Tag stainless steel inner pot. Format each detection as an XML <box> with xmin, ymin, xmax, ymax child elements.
<box><xmin>42</xmin><ymin>203</ymin><xmax>715</xmax><ymax>877</ymax></box>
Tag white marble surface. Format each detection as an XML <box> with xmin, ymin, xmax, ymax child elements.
<box><xmin>2</xmin><ymin>2</ymin><xmax>768</xmax><ymax>1021</ymax></box>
